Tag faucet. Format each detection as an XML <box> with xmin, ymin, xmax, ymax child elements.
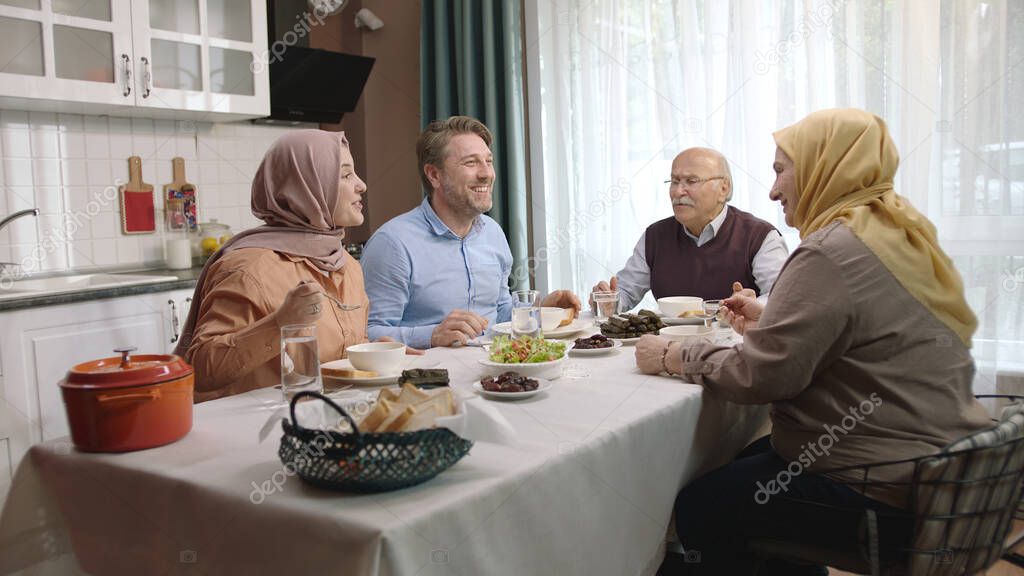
<box><xmin>0</xmin><ymin>208</ymin><xmax>39</xmax><ymax>276</ymax></box>
<box><xmin>0</xmin><ymin>208</ymin><xmax>39</xmax><ymax>232</ymax></box>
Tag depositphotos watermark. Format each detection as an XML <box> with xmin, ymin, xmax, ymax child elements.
<box><xmin>754</xmin><ymin>392</ymin><xmax>882</xmax><ymax>504</ymax></box>
<box><xmin>508</xmin><ymin>179</ymin><xmax>631</xmax><ymax>288</ymax></box>
<box><xmin>249</xmin><ymin>393</ymin><xmax>375</xmax><ymax>504</ymax></box>
<box><xmin>249</xmin><ymin>429</ymin><xmax>333</xmax><ymax>504</ymax></box>
<box><xmin>753</xmin><ymin>0</ymin><xmax>846</xmax><ymax>75</ymax></box>
<box><xmin>1002</xmin><ymin>267</ymin><xmax>1024</xmax><ymax>292</ymax></box>
<box><xmin>0</xmin><ymin>181</ymin><xmax>122</xmax><ymax>290</ymax></box>
<box><xmin>251</xmin><ymin>0</ymin><xmax>348</xmax><ymax>74</ymax></box>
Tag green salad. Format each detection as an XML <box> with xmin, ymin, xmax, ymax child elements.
<box><xmin>488</xmin><ymin>335</ymin><xmax>566</xmax><ymax>364</ymax></box>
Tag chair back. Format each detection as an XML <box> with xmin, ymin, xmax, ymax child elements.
<box><xmin>907</xmin><ymin>402</ymin><xmax>1024</xmax><ymax>575</ymax></box>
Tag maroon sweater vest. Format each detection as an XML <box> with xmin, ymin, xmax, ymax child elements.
<box><xmin>645</xmin><ymin>207</ymin><xmax>776</xmax><ymax>300</ymax></box>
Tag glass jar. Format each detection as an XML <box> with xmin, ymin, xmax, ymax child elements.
<box><xmin>197</xmin><ymin>219</ymin><xmax>233</xmax><ymax>261</ymax></box>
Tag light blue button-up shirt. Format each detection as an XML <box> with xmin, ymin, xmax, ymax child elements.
<box><xmin>362</xmin><ymin>197</ymin><xmax>514</xmax><ymax>348</ymax></box>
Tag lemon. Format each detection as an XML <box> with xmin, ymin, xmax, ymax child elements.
<box><xmin>201</xmin><ymin>237</ymin><xmax>219</xmax><ymax>255</ymax></box>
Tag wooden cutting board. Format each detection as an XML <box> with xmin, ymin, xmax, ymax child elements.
<box><xmin>163</xmin><ymin>157</ymin><xmax>198</xmax><ymax>232</ymax></box>
<box><xmin>119</xmin><ymin>156</ymin><xmax>155</xmax><ymax>234</ymax></box>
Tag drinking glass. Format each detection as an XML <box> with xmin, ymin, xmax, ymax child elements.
<box><xmin>281</xmin><ymin>324</ymin><xmax>322</xmax><ymax>400</ymax></box>
<box><xmin>591</xmin><ymin>290</ymin><xmax>619</xmax><ymax>323</ymax></box>
<box><xmin>702</xmin><ymin>299</ymin><xmax>722</xmax><ymax>327</ymax></box>
<box><xmin>511</xmin><ymin>289</ymin><xmax>542</xmax><ymax>339</ymax></box>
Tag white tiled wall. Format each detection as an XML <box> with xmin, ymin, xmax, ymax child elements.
<box><xmin>0</xmin><ymin>110</ymin><xmax>294</xmax><ymax>274</ymax></box>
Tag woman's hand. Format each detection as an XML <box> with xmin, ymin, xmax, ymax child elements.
<box><xmin>375</xmin><ymin>335</ymin><xmax>425</xmax><ymax>356</ymax></box>
<box><xmin>721</xmin><ymin>282</ymin><xmax>764</xmax><ymax>335</ymax></box>
<box><xmin>541</xmin><ymin>290</ymin><xmax>582</xmax><ymax>318</ymax></box>
<box><xmin>273</xmin><ymin>282</ymin><xmax>325</xmax><ymax>327</ymax></box>
<box><xmin>636</xmin><ymin>334</ymin><xmax>677</xmax><ymax>375</ymax></box>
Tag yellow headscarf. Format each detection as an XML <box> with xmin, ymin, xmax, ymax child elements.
<box><xmin>773</xmin><ymin>108</ymin><xmax>976</xmax><ymax>347</ymax></box>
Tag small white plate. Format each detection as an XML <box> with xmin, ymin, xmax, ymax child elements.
<box><xmin>613</xmin><ymin>336</ymin><xmax>644</xmax><ymax>345</ymax></box>
<box><xmin>569</xmin><ymin>338</ymin><xmax>623</xmax><ymax>356</ymax></box>
<box><xmin>321</xmin><ymin>357</ymin><xmax>439</xmax><ymax>386</ymax></box>
<box><xmin>491</xmin><ymin>320</ymin><xmax>588</xmax><ymax>339</ymax></box>
<box><xmin>661</xmin><ymin>315</ymin><xmax>710</xmax><ymax>326</ymax></box>
<box><xmin>473</xmin><ymin>377</ymin><xmax>552</xmax><ymax>400</ymax></box>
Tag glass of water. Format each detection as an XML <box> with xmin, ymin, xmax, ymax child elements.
<box><xmin>511</xmin><ymin>289</ymin><xmax>541</xmax><ymax>339</ymax></box>
<box><xmin>281</xmin><ymin>324</ymin><xmax>322</xmax><ymax>400</ymax></box>
<box><xmin>591</xmin><ymin>290</ymin><xmax>619</xmax><ymax>323</ymax></box>
<box><xmin>702</xmin><ymin>299</ymin><xmax>723</xmax><ymax>327</ymax></box>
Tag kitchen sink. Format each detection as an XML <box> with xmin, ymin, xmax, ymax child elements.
<box><xmin>0</xmin><ymin>273</ymin><xmax>175</xmax><ymax>301</ymax></box>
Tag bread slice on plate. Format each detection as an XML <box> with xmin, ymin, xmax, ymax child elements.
<box><xmin>322</xmin><ymin>366</ymin><xmax>379</xmax><ymax>379</ymax></box>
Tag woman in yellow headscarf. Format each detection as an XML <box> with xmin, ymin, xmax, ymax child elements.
<box><xmin>637</xmin><ymin>109</ymin><xmax>990</xmax><ymax>575</ymax></box>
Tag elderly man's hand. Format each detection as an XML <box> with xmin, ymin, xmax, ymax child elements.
<box><xmin>636</xmin><ymin>334</ymin><xmax>676</xmax><ymax>375</ymax></box>
<box><xmin>590</xmin><ymin>276</ymin><xmax>619</xmax><ymax>316</ymax></box>
<box><xmin>541</xmin><ymin>290</ymin><xmax>582</xmax><ymax>318</ymax></box>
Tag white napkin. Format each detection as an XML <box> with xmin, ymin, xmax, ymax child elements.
<box><xmin>258</xmin><ymin>389</ymin><xmax>518</xmax><ymax>446</ymax></box>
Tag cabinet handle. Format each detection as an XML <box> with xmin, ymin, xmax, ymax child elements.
<box><xmin>141</xmin><ymin>56</ymin><xmax>152</xmax><ymax>98</ymax></box>
<box><xmin>121</xmin><ymin>53</ymin><xmax>132</xmax><ymax>97</ymax></box>
<box><xmin>168</xmin><ymin>299</ymin><xmax>180</xmax><ymax>344</ymax></box>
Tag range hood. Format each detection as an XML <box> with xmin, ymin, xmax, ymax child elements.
<box><xmin>266</xmin><ymin>47</ymin><xmax>375</xmax><ymax>124</ymax></box>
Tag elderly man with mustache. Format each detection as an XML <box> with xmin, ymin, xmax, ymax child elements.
<box><xmin>592</xmin><ymin>147</ymin><xmax>788</xmax><ymax>312</ymax></box>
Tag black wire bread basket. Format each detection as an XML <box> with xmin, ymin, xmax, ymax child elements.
<box><xmin>279</xmin><ymin>391</ymin><xmax>474</xmax><ymax>493</ymax></box>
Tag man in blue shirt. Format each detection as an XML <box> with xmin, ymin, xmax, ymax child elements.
<box><xmin>362</xmin><ymin>116</ymin><xmax>579</xmax><ymax>348</ymax></box>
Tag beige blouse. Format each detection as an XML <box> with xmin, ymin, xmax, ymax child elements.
<box><xmin>676</xmin><ymin>222</ymin><xmax>990</xmax><ymax>508</ymax></box>
<box><xmin>185</xmin><ymin>247</ymin><xmax>369</xmax><ymax>403</ymax></box>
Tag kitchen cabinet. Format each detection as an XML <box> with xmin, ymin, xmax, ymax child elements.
<box><xmin>0</xmin><ymin>286</ymin><xmax>196</xmax><ymax>506</ymax></box>
<box><xmin>163</xmin><ymin>287</ymin><xmax>194</xmax><ymax>353</ymax></box>
<box><xmin>0</xmin><ymin>0</ymin><xmax>269</xmax><ymax>121</ymax></box>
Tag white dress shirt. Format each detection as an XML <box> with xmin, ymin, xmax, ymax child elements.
<box><xmin>615</xmin><ymin>206</ymin><xmax>789</xmax><ymax>311</ymax></box>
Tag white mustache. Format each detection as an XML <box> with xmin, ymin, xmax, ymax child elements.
<box><xmin>672</xmin><ymin>198</ymin><xmax>695</xmax><ymax>207</ymax></box>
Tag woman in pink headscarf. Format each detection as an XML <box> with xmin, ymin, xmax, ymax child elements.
<box><xmin>176</xmin><ymin>130</ymin><xmax>371</xmax><ymax>402</ymax></box>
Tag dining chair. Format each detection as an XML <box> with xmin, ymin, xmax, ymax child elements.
<box><xmin>748</xmin><ymin>395</ymin><xmax>1024</xmax><ymax>575</ymax></box>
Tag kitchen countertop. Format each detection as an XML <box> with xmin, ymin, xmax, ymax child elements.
<box><xmin>0</xmin><ymin>266</ymin><xmax>203</xmax><ymax>312</ymax></box>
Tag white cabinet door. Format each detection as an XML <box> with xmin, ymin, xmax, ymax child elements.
<box><xmin>0</xmin><ymin>291</ymin><xmax>172</xmax><ymax>446</ymax></box>
<box><xmin>0</xmin><ymin>0</ymin><xmax>135</xmax><ymax>111</ymax></box>
<box><xmin>162</xmin><ymin>287</ymin><xmax>195</xmax><ymax>353</ymax></box>
<box><xmin>130</xmin><ymin>0</ymin><xmax>269</xmax><ymax>118</ymax></box>
<box><xmin>0</xmin><ymin>0</ymin><xmax>268</xmax><ymax>119</ymax></box>
<box><xmin>27</xmin><ymin>308</ymin><xmax>165</xmax><ymax>441</ymax></box>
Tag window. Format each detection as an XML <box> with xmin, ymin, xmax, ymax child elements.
<box><xmin>528</xmin><ymin>0</ymin><xmax>1024</xmax><ymax>392</ymax></box>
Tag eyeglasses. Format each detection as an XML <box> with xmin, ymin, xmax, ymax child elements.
<box><xmin>664</xmin><ymin>176</ymin><xmax>726</xmax><ymax>189</ymax></box>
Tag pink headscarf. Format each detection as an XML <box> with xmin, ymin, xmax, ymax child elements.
<box><xmin>175</xmin><ymin>129</ymin><xmax>352</xmax><ymax>357</ymax></box>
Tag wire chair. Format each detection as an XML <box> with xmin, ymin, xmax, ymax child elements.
<box><xmin>749</xmin><ymin>395</ymin><xmax>1024</xmax><ymax>575</ymax></box>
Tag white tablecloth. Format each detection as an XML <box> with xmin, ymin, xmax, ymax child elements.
<box><xmin>0</xmin><ymin>331</ymin><xmax>767</xmax><ymax>576</ymax></box>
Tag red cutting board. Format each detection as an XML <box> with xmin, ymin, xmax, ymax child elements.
<box><xmin>120</xmin><ymin>156</ymin><xmax>155</xmax><ymax>234</ymax></box>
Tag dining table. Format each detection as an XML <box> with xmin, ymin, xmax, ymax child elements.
<box><xmin>0</xmin><ymin>321</ymin><xmax>768</xmax><ymax>576</ymax></box>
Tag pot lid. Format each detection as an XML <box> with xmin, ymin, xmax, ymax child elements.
<box><xmin>62</xmin><ymin>347</ymin><xmax>194</xmax><ymax>390</ymax></box>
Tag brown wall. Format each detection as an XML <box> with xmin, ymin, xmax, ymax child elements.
<box><xmin>311</xmin><ymin>0</ymin><xmax>423</xmax><ymax>244</ymax></box>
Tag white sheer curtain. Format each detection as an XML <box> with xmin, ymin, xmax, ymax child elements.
<box><xmin>527</xmin><ymin>0</ymin><xmax>1024</xmax><ymax>392</ymax></box>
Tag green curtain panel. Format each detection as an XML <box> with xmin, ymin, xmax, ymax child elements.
<box><xmin>421</xmin><ymin>0</ymin><xmax>529</xmax><ymax>289</ymax></box>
